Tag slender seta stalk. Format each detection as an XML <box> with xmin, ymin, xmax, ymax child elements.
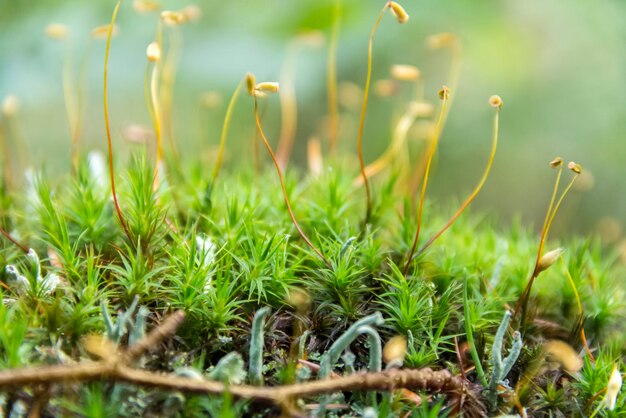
<box><xmin>251</xmin><ymin>80</ymin><xmax>331</xmax><ymax>268</ymax></box>
<box><xmin>144</xmin><ymin>60</ymin><xmax>157</xmax><ymax>151</ymax></box>
<box><xmin>408</xmin><ymin>33</ymin><xmax>461</xmax><ymax>197</ymax></box>
<box><xmin>514</xmin><ymin>159</ymin><xmax>581</xmax><ymax>328</ymax></box>
<box><xmin>146</xmin><ymin>41</ymin><xmax>163</xmax><ymax>189</ymax></box>
<box><xmin>418</xmin><ymin>95</ymin><xmax>502</xmax><ymax>255</ymax></box>
<box><xmin>355</xmin><ymin>99</ymin><xmax>429</xmax><ymax>186</ymax></box>
<box><xmin>402</xmin><ymin>87</ymin><xmax>449</xmax><ymax>276</ymax></box>
<box><xmin>211</xmin><ymin>78</ymin><xmax>245</xmax><ymax>186</ymax></box>
<box><xmin>357</xmin><ymin>1</ymin><xmax>409</xmax><ymax>229</ymax></box>
<box><xmin>103</xmin><ymin>0</ymin><xmax>131</xmax><ymax>241</ymax></box>
<box><xmin>253</xmin><ymin>99</ymin><xmax>268</xmax><ymax>174</ymax></box>
<box><xmin>160</xmin><ymin>27</ymin><xmax>182</xmax><ymax>165</ymax></box>
<box><xmin>355</xmin><ymin>64</ymin><xmax>424</xmax><ymax>186</ymax></box>
<box><xmin>0</xmin><ymin>226</ymin><xmax>29</xmax><ymax>253</ymax></box>
<box><xmin>61</xmin><ymin>39</ymin><xmax>79</xmax><ymax>174</ymax></box>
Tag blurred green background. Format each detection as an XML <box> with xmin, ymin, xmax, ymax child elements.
<box><xmin>1</xmin><ymin>0</ymin><xmax>625</xmax><ymax>240</ymax></box>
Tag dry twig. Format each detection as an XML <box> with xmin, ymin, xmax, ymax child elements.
<box><xmin>0</xmin><ymin>311</ymin><xmax>485</xmax><ymax>416</ymax></box>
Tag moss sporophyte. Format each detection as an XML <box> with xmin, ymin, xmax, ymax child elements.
<box><xmin>0</xmin><ymin>1</ymin><xmax>621</xmax><ymax>417</ymax></box>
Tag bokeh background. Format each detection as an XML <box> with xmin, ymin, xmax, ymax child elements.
<box><xmin>1</xmin><ymin>0</ymin><xmax>625</xmax><ymax>240</ymax></box>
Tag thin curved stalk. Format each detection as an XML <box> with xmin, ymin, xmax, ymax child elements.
<box><xmin>144</xmin><ymin>62</ymin><xmax>157</xmax><ymax>155</ymax></box>
<box><xmin>149</xmin><ymin>58</ymin><xmax>163</xmax><ymax>189</ymax></box>
<box><xmin>408</xmin><ymin>41</ymin><xmax>461</xmax><ymax>197</ymax></box>
<box><xmin>103</xmin><ymin>0</ymin><xmax>131</xmax><ymax>240</ymax></box>
<box><xmin>402</xmin><ymin>95</ymin><xmax>449</xmax><ymax>276</ymax></box>
<box><xmin>355</xmin><ymin>101</ymin><xmax>420</xmax><ymax>185</ymax></box>
<box><xmin>513</xmin><ymin>161</ymin><xmax>562</xmax><ymax>322</ymax></box>
<box><xmin>418</xmin><ymin>105</ymin><xmax>500</xmax><ymax>254</ymax></box>
<box><xmin>253</xmin><ymin>99</ymin><xmax>268</xmax><ymax>174</ymax></box>
<box><xmin>253</xmin><ymin>96</ymin><xmax>331</xmax><ymax>269</ymax></box>
<box><xmin>146</xmin><ymin>57</ymin><xmax>163</xmax><ymax>190</ymax></box>
<box><xmin>160</xmin><ymin>27</ymin><xmax>182</xmax><ymax>164</ymax></box>
<box><xmin>212</xmin><ymin>79</ymin><xmax>244</xmax><ymax>185</ymax></box>
<box><xmin>515</xmin><ymin>167</ymin><xmax>579</xmax><ymax>327</ymax></box>
<box><xmin>0</xmin><ymin>226</ymin><xmax>28</xmax><ymax>253</ymax></box>
<box><xmin>357</xmin><ymin>5</ymin><xmax>388</xmax><ymax>228</ymax></box>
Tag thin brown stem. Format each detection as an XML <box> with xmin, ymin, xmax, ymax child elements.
<box><xmin>144</xmin><ymin>61</ymin><xmax>157</xmax><ymax>158</ymax></box>
<box><xmin>533</xmin><ymin>164</ymin><xmax>564</xmax><ymax>276</ymax></box>
<box><xmin>418</xmin><ymin>105</ymin><xmax>500</xmax><ymax>254</ymax></box>
<box><xmin>253</xmin><ymin>96</ymin><xmax>331</xmax><ymax>269</ymax></box>
<box><xmin>515</xmin><ymin>168</ymin><xmax>579</xmax><ymax>327</ymax></box>
<box><xmin>27</xmin><ymin>386</ymin><xmax>51</xmax><ymax>418</ymax></box>
<box><xmin>0</xmin><ymin>226</ymin><xmax>29</xmax><ymax>253</ymax></box>
<box><xmin>355</xmin><ymin>100</ymin><xmax>420</xmax><ymax>186</ymax></box>
<box><xmin>0</xmin><ymin>364</ymin><xmax>479</xmax><ymax>411</ymax></box>
<box><xmin>408</xmin><ymin>40</ymin><xmax>461</xmax><ymax>199</ymax></box>
<box><xmin>124</xmin><ymin>310</ymin><xmax>185</xmax><ymax>362</ymax></box>
<box><xmin>253</xmin><ymin>99</ymin><xmax>268</xmax><ymax>174</ymax></box>
<box><xmin>357</xmin><ymin>5</ymin><xmax>388</xmax><ymax>228</ymax></box>
<box><xmin>402</xmin><ymin>95</ymin><xmax>449</xmax><ymax>276</ymax></box>
<box><xmin>103</xmin><ymin>0</ymin><xmax>131</xmax><ymax>241</ymax></box>
<box><xmin>0</xmin><ymin>308</ymin><xmax>483</xmax><ymax>415</ymax></box>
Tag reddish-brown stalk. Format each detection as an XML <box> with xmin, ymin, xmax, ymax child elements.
<box><xmin>402</xmin><ymin>88</ymin><xmax>449</xmax><ymax>276</ymax></box>
<box><xmin>0</xmin><ymin>227</ymin><xmax>29</xmax><ymax>254</ymax></box>
<box><xmin>408</xmin><ymin>34</ymin><xmax>461</xmax><ymax>198</ymax></box>
<box><xmin>252</xmin><ymin>93</ymin><xmax>331</xmax><ymax>269</ymax></box>
<box><xmin>103</xmin><ymin>0</ymin><xmax>131</xmax><ymax>240</ymax></box>
<box><xmin>417</xmin><ymin>96</ymin><xmax>501</xmax><ymax>254</ymax></box>
<box><xmin>253</xmin><ymin>99</ymin><xmax>268</xmax><ymax>174</ymax></box>
<box><xmin>514</xmin><ymin>160</ymin><xmax>581</xmax><ymax>327</ymax></box>
<box><xmin>357</xmin><ymin>3</ymin><xmax>393</xmax><ymax>228</ymax></box>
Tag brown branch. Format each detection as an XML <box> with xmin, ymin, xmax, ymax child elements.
<box><xmin>0</xmin><ymin>364</ymin><xmax>481</xmax><ymax>411</ymax></box>
<box><xmin>0</xmin><ymin>310</ymin><xmax>484</xmax><ymax>415</ymax></box>
<box><xmin>124</xmin><ymin>310</ymin><xmax>185</xmax><ymax>362</ymax></box>
<box><xmin>28</xmin><ymin>385</ymin><xmax>51</xmax><ymax>418</ymax></box>
<box><xmin>0</xmin><ymin>226</ymin><xmax>29</xmax><ymax>253</ymax></box>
